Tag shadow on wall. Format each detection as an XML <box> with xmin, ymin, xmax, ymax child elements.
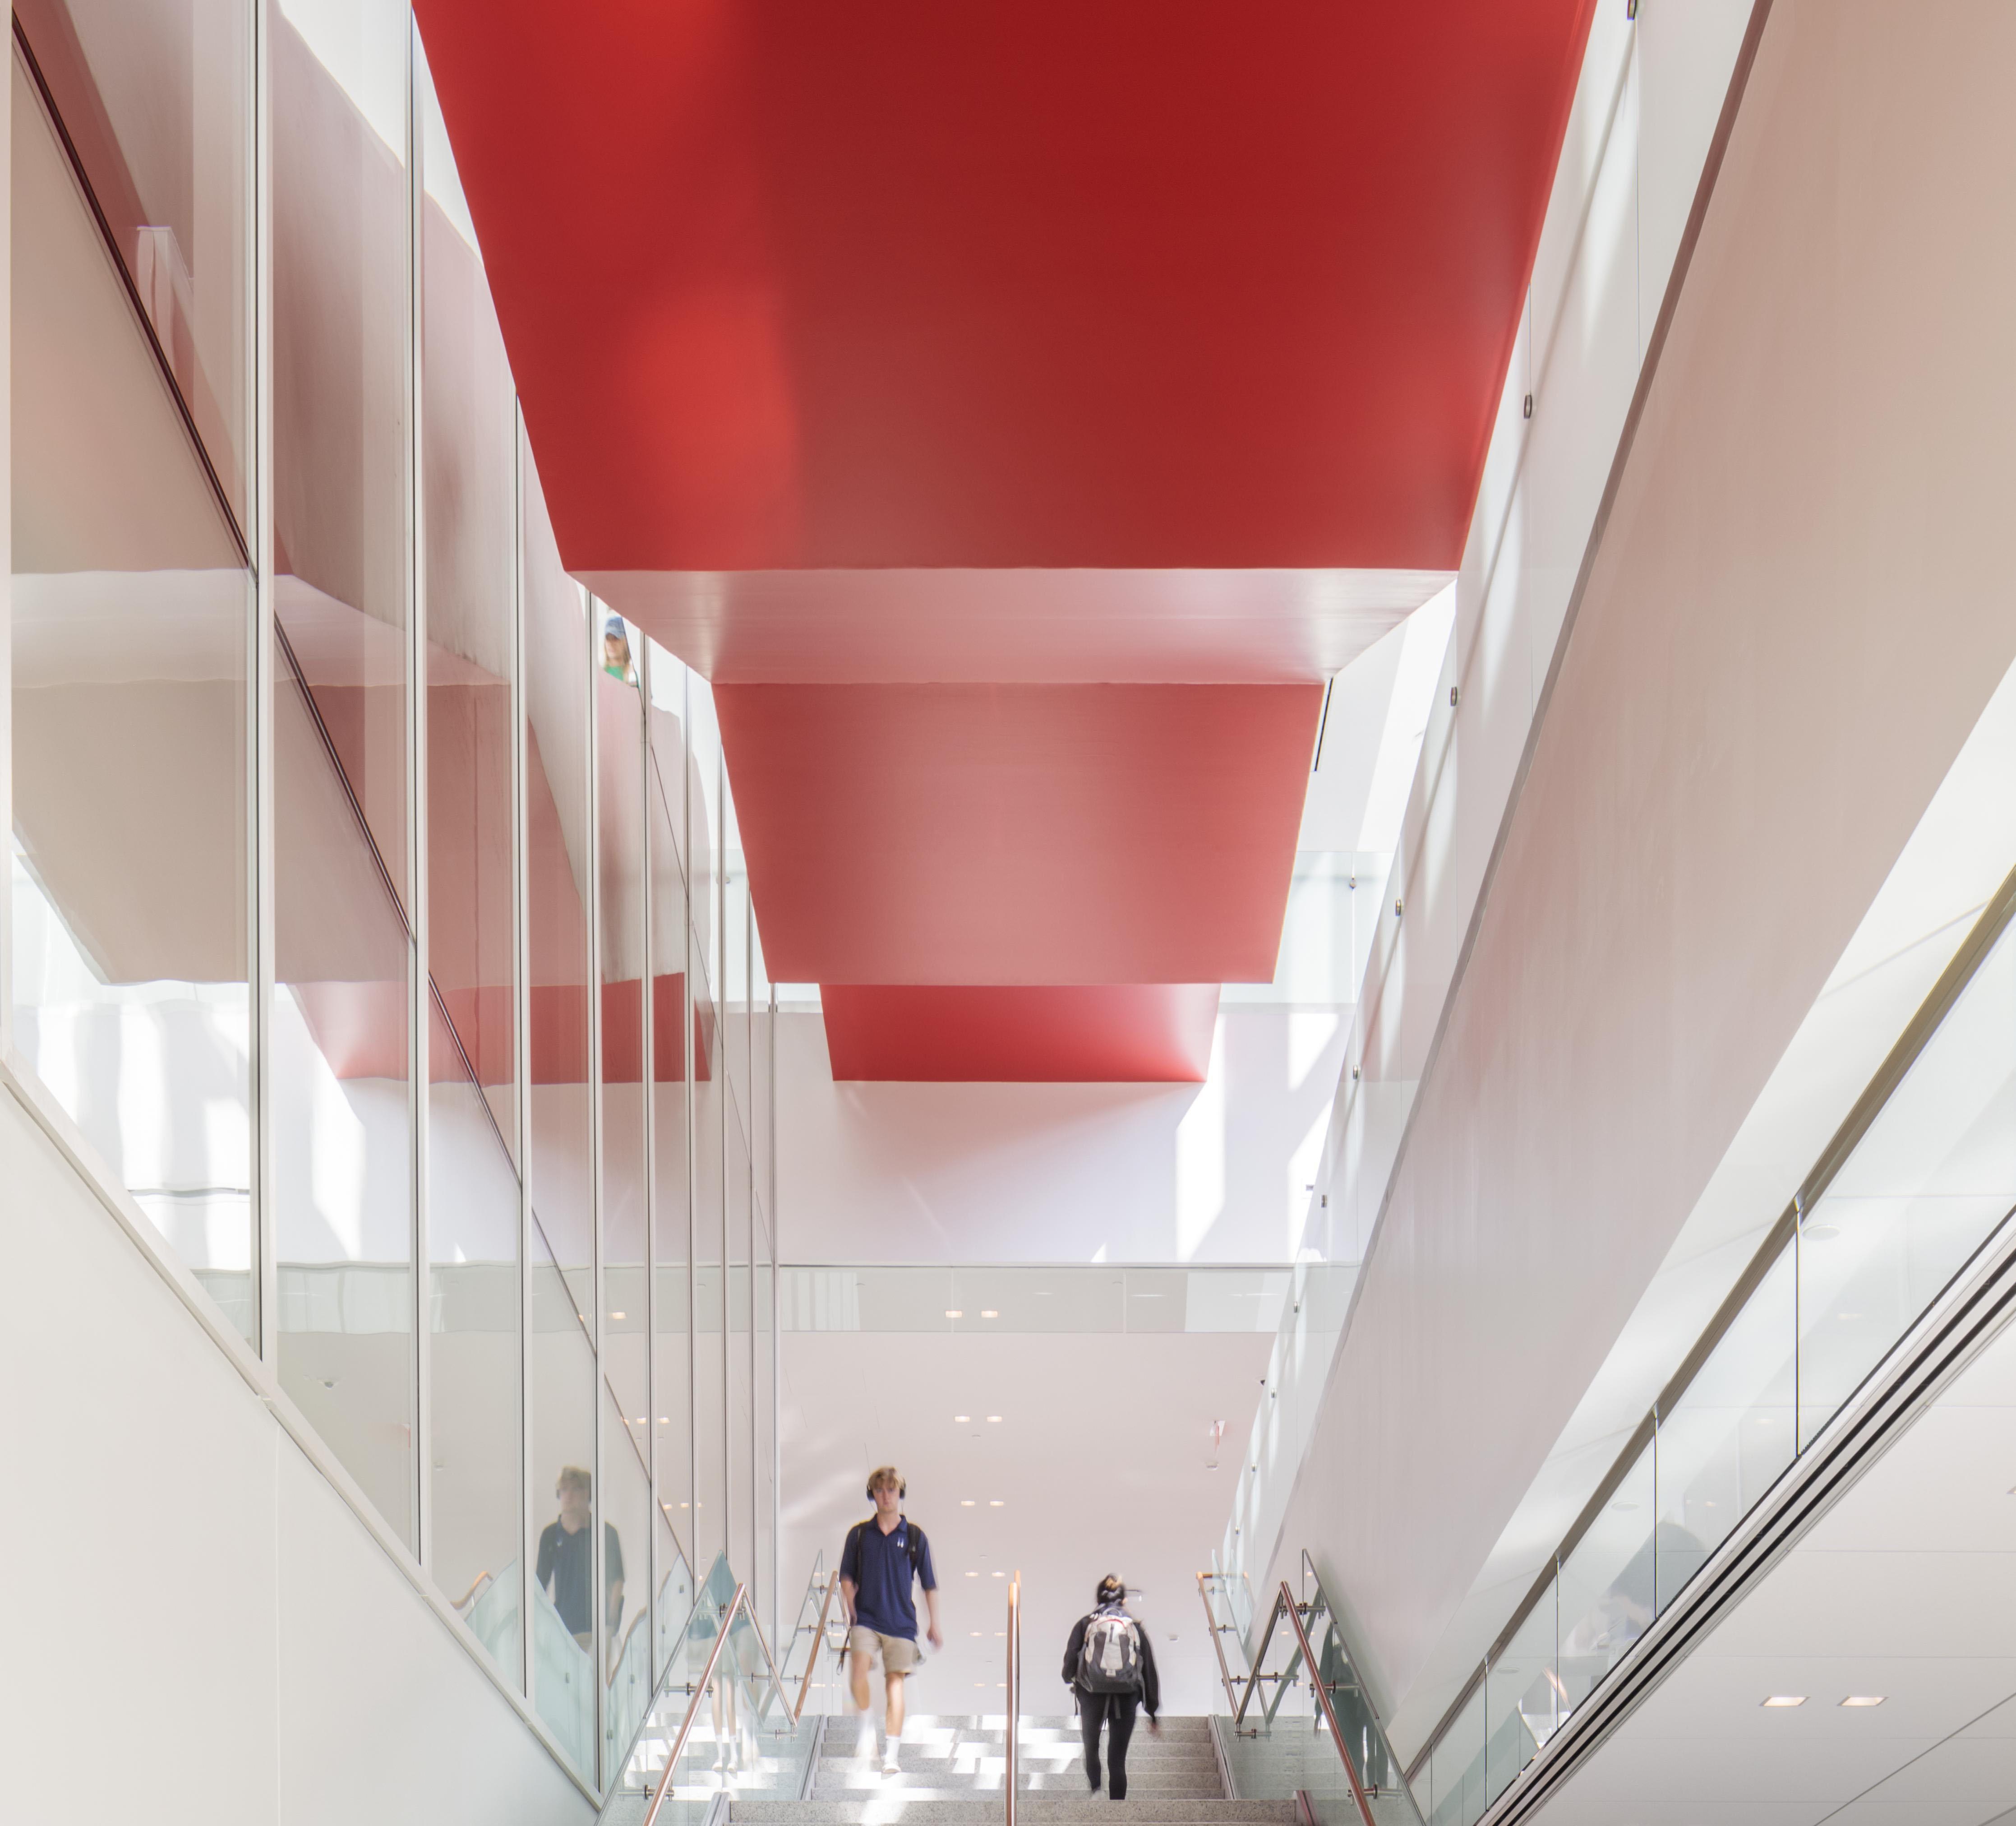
<box><xmin>778</xmin><ymin>1004</ymin><xmax>1351</xmax><ymax>1263</ymax></box>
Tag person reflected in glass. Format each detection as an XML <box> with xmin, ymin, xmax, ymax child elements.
<box><xmin>537</xmin><ymin>1465</ymin><xmax>625</xmax><ymax>1653</ymax></box>
<box><xmin>603</xmin><ymin>615</ymin><xmax>637</xmax><ymax>685</ymax></box>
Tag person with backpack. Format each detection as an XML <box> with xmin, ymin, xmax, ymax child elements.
<box><xmin>1063</xmin><ymin>1575</ymin><xmax>1160</xmax><ymax>1798</ymax></box>
<box><xmin>839</xmin><ymin>1465</ymin><xmax>942</xmax><ymax>1775</ymax></box>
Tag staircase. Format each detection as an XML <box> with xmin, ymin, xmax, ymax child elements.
<box><xmin>730</xmin><ymin>1713</ymin><xmax>1295</xmax><ymax>1825</ymax></box>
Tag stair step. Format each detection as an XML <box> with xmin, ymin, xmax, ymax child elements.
<box><xmin>736</xmin><ymin>1804</ymin><xmax>1293</xmax><ymax>1825</ymax></box>
<box><xmin>812</xmin><ymin>1780</ymin><xmax>1225</xmax><ymax>1798</ymax></box>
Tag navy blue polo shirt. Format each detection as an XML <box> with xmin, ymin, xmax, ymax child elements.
<box><xmin>840</xmin><ymin>1514</ymin><xmax>936</xmax><ymax>1640</ymax></box>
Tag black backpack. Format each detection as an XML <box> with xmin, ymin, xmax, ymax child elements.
<box><xmin>1078</xmin><ymin>1609</ymin><xmax>1143</xmax><ymax>1694</ymax></box>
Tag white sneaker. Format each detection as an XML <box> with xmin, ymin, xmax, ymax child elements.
<box><xmin>882</xmin><ymin>1750</ymin><xmax>903</xmax><ymax>1777</ymax></box>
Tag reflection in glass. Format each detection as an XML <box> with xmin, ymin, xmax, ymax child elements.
<box><xmin>755</xmin><ymin>1200</ymin><xmax>775</xmax><ymax>1645</ymax></box>
<box><xmin>1484</xmin><ymin>1586</ymin><xmax>1557</xmax><ymax>1806</ymax></box>
<box><xmin>1555</xmin><ymin>1444</ymin><xmax>1654</xmax><ymax>1720</ymax></box>
<box><xmin>531</xmin><ymin>1222</ymin><xmax>597</xmax><ymax>1779</ymax></box>
<box><xmin>1799</xmin><ymin>924</ymin><xmax>2016</xmax><ymax>1443</ymax></box>
<box><xmin>648</xmin><ymin>645</ymin><xmax>696</xmax><ymax>1674</ymax></box>
<box><xmin>694</xmin><ymin>945</ymin><xmax>727</xmax><ymax>1577</ymax></box>
<box><xmin>1653</xmin><ymin>1249</ymin><xmax>1794</xmax><ymax>1613</ymax></box>
<box><xmin>416</xmin><ymin>33</ymin><xmax>521</xmax><ymax>1681</ymax></box>
<box><xmin>600</xmin><ymin>1383</ymin><xmax>653</xmax><ymax>1783</ymax></box>
<box><xmin>728</xmin><ymin>1091</ymin><xmax>755</xmax><ymax>1595</ymax></box>
<box><xmin>269</xmin><ymin>0</ymin><xmax>414</xmax><ymax>1547</ymax></box>
<box><xmin>15</xmin><ymin>0</ymin><xmax>251</xmax><ymax>523</ymax></box>
<box><xmin>10</xmin><ymin>53</ymin><xmax>253</xmax><ymax>1334</ymax></box>
<box><xmin>599</xmin><ymin>619</ymin><xmax>649</xmax><ymax>1453</ymax></box>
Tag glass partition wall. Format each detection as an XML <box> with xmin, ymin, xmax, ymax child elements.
<box><xmin>4</xmin><ymin>4</ymin><xmax>780</xmax><ymax>1796</ymax></box>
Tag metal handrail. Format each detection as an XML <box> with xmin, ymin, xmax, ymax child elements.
<box><xmin>1278</xmin><ymin>1585</ymin><xmax>1378</xmax><ymax>1826</ymax></box>
<box><xmin>1005</xmin><ymin>1570</ymin><xmax>1022</xmax><ymax>1826</ymax></box>
<box><xmin>1196</xmin><ymin>1573</ymin><xmax>1246</xmax><ymax>1715</ymax></box>
<box><xmin>1221</xmin><ymin>1582</ymin><xmax>1377</xmax><ymax>1826</ymax></box>
<box><xmin>792</xmin><ymin>1569</ymin><xmax>841</xmax><ymax>1723</ymax></box>
<box><xmin>639</xmin><ymin>1581</ymin><xmax>748</xmax><ymax>1826</ymax></box>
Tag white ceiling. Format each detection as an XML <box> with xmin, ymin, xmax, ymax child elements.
<box><xmin>1534</xmin><ymin>1306</ymin><xmax>2016</xmax><ymax>1825</ymax></box>
<box><xmin>780</xmin><ymin>1328</ymin><xmax>1273</xmax><ymax>1716</ymax></box>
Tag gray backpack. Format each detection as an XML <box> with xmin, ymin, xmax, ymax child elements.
<box><xmin>1079</xmin><ymin>1609</ymin><xmax>1142</xmax><ymax>1694</ymax></box>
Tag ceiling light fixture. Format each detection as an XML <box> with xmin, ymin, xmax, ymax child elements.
<box><xmin>946</xmin><ymin>1308</ymin><xmax>964</xmax><ymax>1318</ymax></box>
<box><xmin>981</xmin><ymin>1309</ymin><xmax>999</xmax><ymax>1318</ymax></box>
<box><xmin>954</xmin><ymin>1415</ymin><xmax>970</xmax><ymax>1422</ymax></box>
<box><xmin>961</xmin><ymin>1499</ymin><xmax>976</xmax><ymax>1507</ymax></box>
<box><xmin>989</xmin><ymin>1500</ymin><xmax>1004</xmax><ymax>1507</ymax></box>
<box><xmin>611</xmin><ymin>1312</ymin><xmax>626</xmax><ymax>1320</ymax></box>
<box><xmin>992</xmin><ymin>1571</ymin><xmax>1004</xmax><ymax>1578</ymax></box>
<box><xmin>965</xmin><ymin>1571</ymin><xmax>978</xmax><ymax>1578</ymax></box>
<box><xmin>1840</xmin><ymin>1696</ymin><xmax>1886</xmax><ymax>1708</ymax></box>
<box><xmin>987</xmin><ymin>1415</ymin><xmax>1002</xmax><ymax>1423</ymax></box>
<box><xmin>1762</xmin><ymin>1696</ymin><xmax>1806</xmax><ymax>1708</ymax></box>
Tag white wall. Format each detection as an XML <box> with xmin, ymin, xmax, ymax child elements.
<box><xmin>0</xmin><ymin>1082</ymin><xmax>594</xmax><ymax>1826</ymax></box>
<box><xmin>1273</xmin><ymin>0</ymin><xmax>2016</xmax><ymax>1760</ymax></box>
<box><xmin>776</xmin><ymin>1003</ymin><xmax>1351</xmax><ymax>1264</ymax></box>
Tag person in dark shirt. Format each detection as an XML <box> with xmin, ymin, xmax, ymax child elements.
<box><xmin>536</xmin><ymin>1465</ymin><xmax>625</xmax><ymax>1651</ymax></box>
<box><xmin>1063</xmin><ymin>1576</ymin><xmax>1160</xmax><ymax>1799</ymax></box>
<box><xmin>839</xmin><ymin>1465</ymin><xmax>941</xmax><ymax>1776</ymax></box>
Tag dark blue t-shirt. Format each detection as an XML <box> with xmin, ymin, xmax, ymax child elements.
<box><xmin>840</xmin><ymin>1515</ymin><xmax>936</xmax><ymax>1640</ymax></box>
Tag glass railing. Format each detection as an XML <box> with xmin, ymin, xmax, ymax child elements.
<box><xmin>600</xmin><ymin>1554</ymin><xmax>823</xmax><ymax>1825</ymax></box>
<box><xmin>1204</xmin><ymin>1567</ymin><xmax>1422</xmax><ymax>1826</ymax></box>
<box><xmin>777</xmin><ymin>1552</ymin><xmax>845</xmax><ymax>1719</ymax></box>
<box><xmin>1407</xmin><ymin>869</ymin><xmax>2016</xmax><ymax>1823</ymax></box>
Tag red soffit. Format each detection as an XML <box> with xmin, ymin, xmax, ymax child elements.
<box><xmin>412</xmin><ymin>0</ymin><xmax>1599</xmax><ymax>574</ymax></box>
<box><xmin>715</xmin><ymin>683</ymin><xmax>1319</xmax><ymax>985</ymax></box>
<box><xmin>822</xmin><ymin>985</ymin><xmax>1220</xmax><ymax>1083</ymax></box>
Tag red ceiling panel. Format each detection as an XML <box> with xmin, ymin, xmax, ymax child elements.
<box><xmin>715</xmin><ymin>683</ymin><xmax>1319</xmax><ymax>985</ymax></box>
<box><xmin>410</xmin><ymin>0</ymin><xmax>1596</xmax><ymax>1075</ymax></box>
<box><xmin>822</xmin><ymin>985</ymin><xmax>1220</xmax><ymax>1083</ymax></box>
<box><xmin>413</xmin><ymin>0</ymin><xmax>1597</xmax><ymax>578</ymax></box>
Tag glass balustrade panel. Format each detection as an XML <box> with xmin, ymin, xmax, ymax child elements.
<box><xmin>10</xmin><ymin>47</ymin><xmax>255</xmax><ymax>1337</ymax></box>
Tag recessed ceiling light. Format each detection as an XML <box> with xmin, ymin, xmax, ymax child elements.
<box><xmin>981</xmin><ymin>1309</ymin><xmax>1000</xmax><ymax>1318</ymax></box>
<box><xmin>987</xmin><ymin>1415</ymin><xmax>1003</xmax><ymax>1423</ymax></box>
<box><xmin>965</xmin><ymin>1571</ymin><xmax>978</xmax><ymax>1578</ymax></box>
<box><xmin>1840</xmin><ymin>1696</ymin><xmax>1885</xmax><ymax>1707</ymax></box>
<box><xmin>954</xmin><ymin>1415</ymin><xmax>970</xmax><ymax>1423</ymax></box>
<box><xmin>611</xmin><ymin>1311</ymin><xmax>626</xmax><ymax>1320</ymax></box>
<box><xmin>989</xmin><ymin>1500</ymin><xmax>1004</xmax><ymax>1507</ymax></box>
<box><xmin>992</xmin><ymin>1571</ymin><xmax>1004</xmax><ymax>1578</ymax></box>
<box><xmin>946</xmin><ymin>1308</ymin><xmax>964</xmax><ymax>1318</ymax></box>
<box><xmin>961</xmin><ymin>1499</ymin><xmax>976</xmax><ymax>1507</ymax></box>
<box><xmin>1762</xmin><ymin>1696</ymin><xmax>1806</xmax><ymax>1708</ymax></box>
<box><xmin>970</xmin><ymin>1631</ymin><xmax>982</xmax><ymax>1637</ymax></box>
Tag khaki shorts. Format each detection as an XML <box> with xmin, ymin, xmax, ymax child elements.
<box><xmin>849</xmin><ymin>1624</ymin><xmax>920</xmax><ymax>1673</ymax></box>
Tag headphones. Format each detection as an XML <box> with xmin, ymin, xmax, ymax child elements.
<box><xmin>866</xmin><ymin>1476</ymin><xmax>907</xmax><ymax>1501</ymax></box>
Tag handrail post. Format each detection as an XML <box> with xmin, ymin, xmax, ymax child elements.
<box><xmin>1232</xmin><ymin>1585</ymin><xmax>1291</xmax><ymax>1729</ymax></box>
<box><xmin>1277</xmin><ymin>1582</ymin><xmax>1376</xmax><ymax>1826</ymax></box>
<box><xmin>1005</xmin><ymin>1572</ymin><xmax>1020</xmax><ymax>1826</ymax></box>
